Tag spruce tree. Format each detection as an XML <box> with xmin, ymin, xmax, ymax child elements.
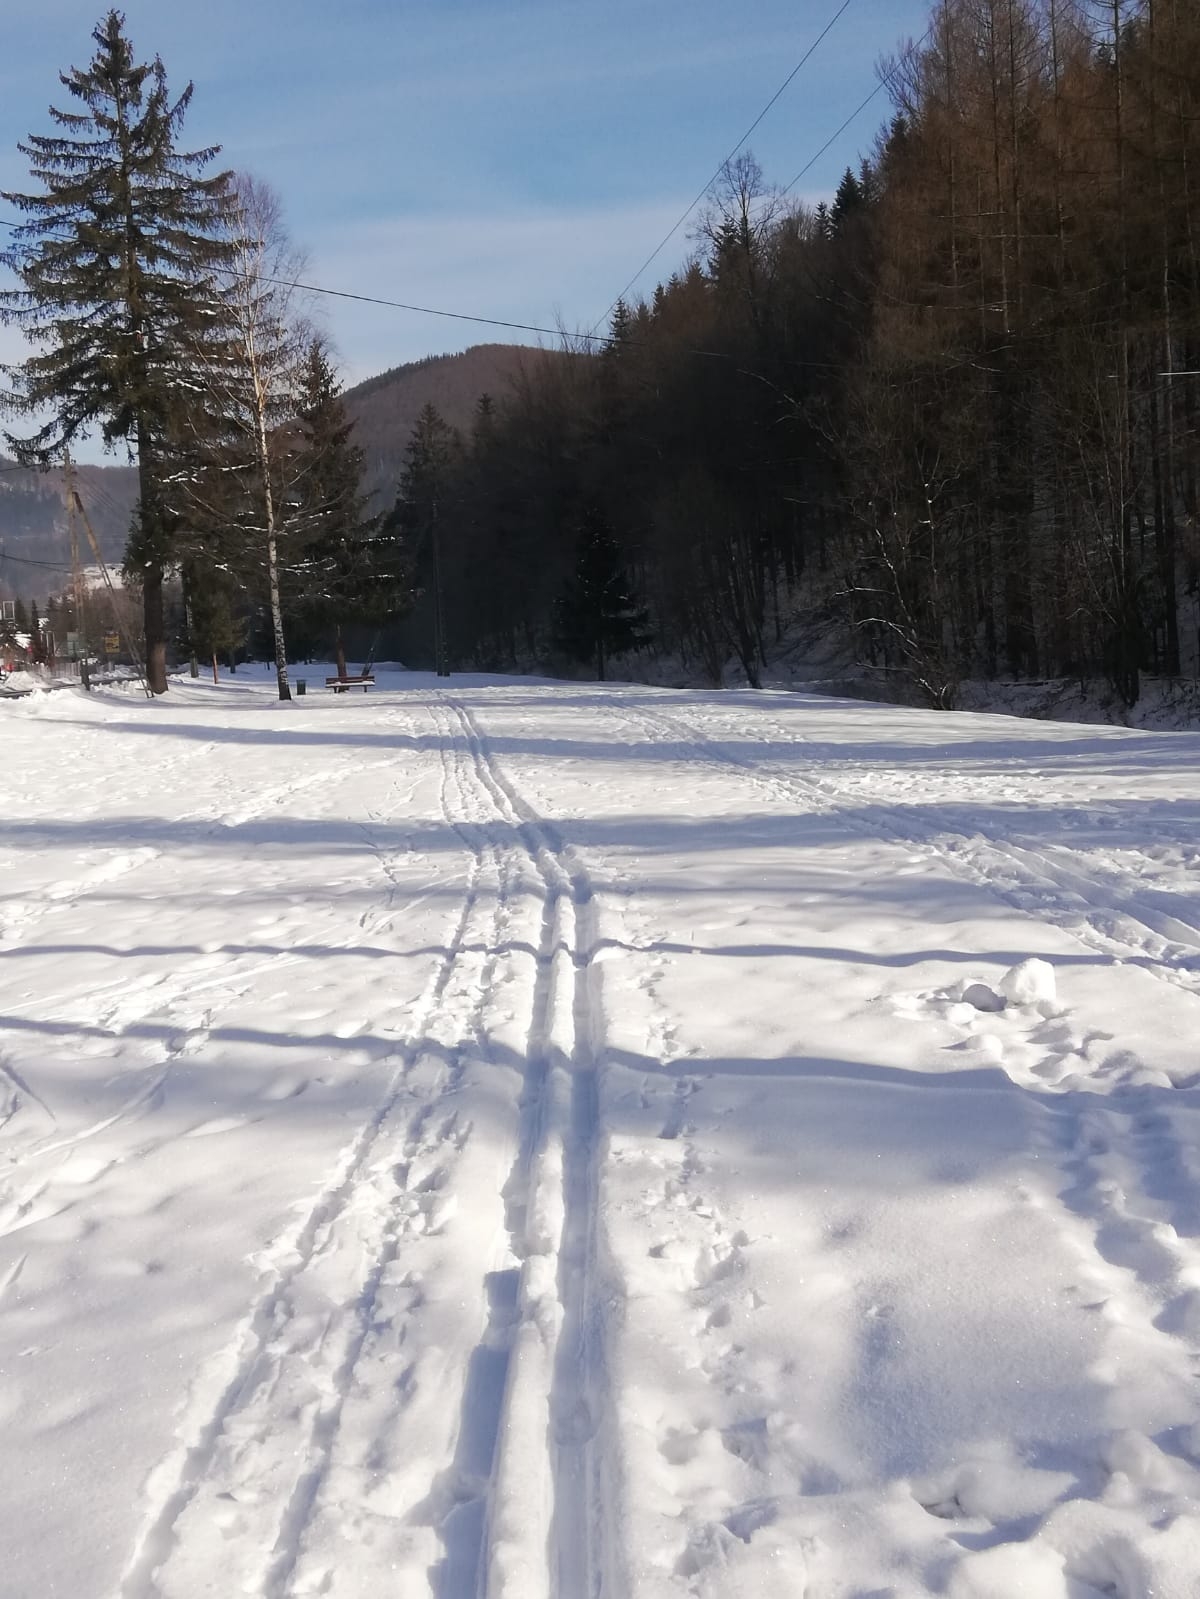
<box><xmin>605</xmin><ymin>298</ymin><xmax>634</xmax><ymax>352</ymax></box>
<box><xmin>0</xmin><ymin>10</ymin><xmax>232</xmax><ymax>693</ymax></box>
<box><xmin>181</xmin><ymin>555</ymin><xmax>242</xmax><ymax>682</ymax></box>
<box><xmin>389</xmin><ymin>405</ymin><xmax>459</xmax><ymax>676</ymax></box>
<box><xmin>291</xmin><ymin>340</ymin><xmax>404</xmax><ymax>678</ymax></box>
<box><xmin>552</xmin><ymin>509</ymin><xmax>650</xmax><ymax>681</ymax></box>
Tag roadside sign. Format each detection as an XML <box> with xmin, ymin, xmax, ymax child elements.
<box><xmin>103</xmin><ymin>633</ymin><xmax>120</xmax><ymax>652</ymax></box>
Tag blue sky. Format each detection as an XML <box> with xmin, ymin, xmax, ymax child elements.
<box><xmin>2</xmin><ymin>0</ymin><xmax>929</xmax><ymax>457</ymax></box>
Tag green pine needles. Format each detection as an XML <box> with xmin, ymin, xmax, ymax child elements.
<box><xmin>1</xmin><ymin>9</ymin><xmax>233</xmax><ymax>692</ymax></box>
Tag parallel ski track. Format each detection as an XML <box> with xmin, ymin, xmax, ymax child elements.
<box><xmin>620</xmin><ymin>697</ymin><xmax>1200</xmax><ymax>1010</ymax></box>
<box><xmin>0</xmin><ymin>751</ymin><xmax>360</xmax><ymax>1024</ymax></box>
<box><xmin>0</xmin><ymin>751</ymin><xmax>421</xmax><ymax>1187</ymax></box>
<box><xmin>118</xmin><ymin>705</ymin><xmax>509</xmax><ymax>1599</ymax></box>
<box><xmin>0</xmin><ymin>755</ymin><xmax>338</xmax><ymax>959</ymax></box>
<box><xmin>441</xmin><ymin>695</ymin><xmax>616</xmax><ymax>1599</ymax></box>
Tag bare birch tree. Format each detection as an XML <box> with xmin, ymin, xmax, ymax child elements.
<box><xmin>172</xmin><ymin>175</ymin><xmax>313</xmax><ymax>700</ymax></box>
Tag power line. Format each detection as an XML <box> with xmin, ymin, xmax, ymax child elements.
<box><xmin>783</xmin><ymin>25</ymin><xmax>932</xmax><ymax>195</ymax></box>
<box><xmin>218</xmin><ymin>272</ymin><xmax>624</xmax><ymax>345</ymax></box>
<box><xmin>1</xmin><ymin>8</ymin><xmax>861</xmax><ymax>353</ymax></box>
<box><xmin>3</xmin><ymin>10</ymin><xmax>901</xmax><ymax>361</ymax></box>
<box><xmin>0</xmin><ymin>23</ymin><xmax>928</xmax><ymax>360</ymax></box>
<box><xmin>591</xmin><ymin>0</ymin><xmax>855</xmax><ymax>334</ymax></box>
<box><xmin>1</xmin><ymin>217</ymin><xmax>622</xmax><ymax>347</ymax></box>
<box><xmin>0</xmin><ymin>549</ymin><xmax>74</xmax><ymax>571</ymax></box>
<box><xmin>0</xmin><ymin>230</ymin><xmax>860</xmax><ymax>375</ymax></box>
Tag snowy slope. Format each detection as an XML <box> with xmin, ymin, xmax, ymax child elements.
<box><xmin>1</xmin><ymin>670</ymin><xmax>1199</xmax><ymax>1599</ymax></box>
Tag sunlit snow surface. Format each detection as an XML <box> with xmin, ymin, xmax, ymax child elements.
<box><xmin>2</xmin><ymin>668</ymin><xmax>1199</xmax><ymax>1599</ymax></box>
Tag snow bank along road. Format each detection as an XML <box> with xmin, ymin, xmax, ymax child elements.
<box><xmin>2</xmin><ymin>670</ymin><xmax>1200</xmax><ymax>1599</ymax></box>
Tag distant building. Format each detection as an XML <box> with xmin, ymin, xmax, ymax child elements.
<box><xmin>1</xmin><ymin>631</ymin><xmax>33</xmax><ymax>673</ymax></box>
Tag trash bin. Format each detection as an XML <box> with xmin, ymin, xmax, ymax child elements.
<box><xmin>296</xmin><ymin>679</ymin><xmax>306</xmax><ymax>696</ymax></box>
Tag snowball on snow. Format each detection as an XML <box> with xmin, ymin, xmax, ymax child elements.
<box><xmin>998</xmin><ymin>957</ymin><xmax>1058</xmax><ymax>1010</ymax></box>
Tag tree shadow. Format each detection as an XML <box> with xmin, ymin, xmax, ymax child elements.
<box><xmin>54</xmin><ymin>692</ymin><xmax>1200</xmax><ymax>764</ymax></box>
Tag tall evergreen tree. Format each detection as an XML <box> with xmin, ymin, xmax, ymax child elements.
<box><xmin>552</xmin><ymin>509</ymin><xmax>650</xmax><ymax>681</ymax></box>
<box><xmin>181</xmin><ymin>555</ymin><xmax>242</xmax><ymax>682</ymax></box>
<box><xmin>388</xmin><ymin>404</ymin><xmax>459</xmax><ymax>676</ymax></box>
<box><xmin>1</xmin><ymin>10</ymin><xmax>232</xmax><ymax>693</ymax></box>
<box><xmin>291</xmin><ymin>340</ymin><xmax>406</xmax><ymax>677</ymax></box>
<box><xmin>606</xmin><ymin>298</ymin><xmax>635</xmax><ymax>351</ymax></box>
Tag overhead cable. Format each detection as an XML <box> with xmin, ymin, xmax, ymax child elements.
<box><xmin>591</xmin><ymin>0</ymin><xmax>855</xmax><ymax>333</ymax></box>
<box><xmin>2</xmin><ymin>21</ymin><xmax>930</xmax><ymax>358</ymax></box>
<box><xmin>784</xmin><ymin>24</ymin><xmax>932</xmax><ymax>195</ymax></box>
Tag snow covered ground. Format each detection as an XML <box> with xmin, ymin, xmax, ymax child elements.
<box><xmin>2</xmin><ymin>666</ymin><xmax>1199</xmax><ymax>1599</ymax></box>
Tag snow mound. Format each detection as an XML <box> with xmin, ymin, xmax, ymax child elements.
<box><xmin>947</xmin><ymin>1541</ymin><xmax>1073</xmax><ymax>1599</ymax></box>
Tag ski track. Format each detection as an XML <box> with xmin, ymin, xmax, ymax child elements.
<box><xmin>10</xmin><ymin>683</ymin><xmax>1199</xmax><ymax>1597</ymax></box>
<box><xmin>621</xmin><ymin>698</ymin><xmax>1200</xmax><ymax>1009</ymax></box>
<box><xmin>0</xmin><ymin>716</ymin><xmax>221</xmax><ymax>948</ymax></box>
<box><xmin>114</xmin><ymin>692</ymin><xmax>621</xmax><ymax>1599</ymax></box>
<box><xmin>0</xmin><ymin>1025</ymin><xmax>209</xmax><ymax>1244</ymax></box>
<box><xmin>280</xmin><ymin>700</ymin><xmax>524</xmax><ymax>1599</ymax></box>
<box><xmin>0</xmin><ymin>747</ymin><xmax>349</xmax><ymax>963</ymax></box>
<box><xmin>116</xmin><ymin>704</ymin><xmax>496</xmax><ymax>1599</ymax></box>
<box><xmin>440</xmin><ymin>695</ymin><xmax>616</xmax><ymax>1599</ymax></box>
<box><xmin>0</xmin><ymin>746</ymin><xmax>410</xmax><ymax>1214</ymax></box>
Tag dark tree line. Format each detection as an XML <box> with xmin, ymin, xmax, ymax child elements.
<box><xmin>849</xmin><ymin>0</ymin><xmax>1200</xmax><ymax>705</ymax></box>
<box><xmin>6</xmin><ymin>4</ymin><xmax>1199</xmax><ymax>706</ymax></box>
<box><xmin>397</xmin><ymin>0</ymin><xmax>1200</xmax><ymax>705</ymax></box>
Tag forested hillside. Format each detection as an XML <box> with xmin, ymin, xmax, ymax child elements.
<box><xmin>343</xmin><ymin>345</ymin><xmax>558</xmax><ymax>508</ymax></box>
<box><xmin>0</xmin><ymin>346</ymin><xmax>533</xmax><ymax>609</ymax></box>
<box><xmin>412</xmin><ymin>0</ymin><xmax>1200</xmax><ymax>707</ymax></box>
<box><xmin>0</xmin><ymin>456</ymin><xmax>137</xmax><ymax>594</ymax></box>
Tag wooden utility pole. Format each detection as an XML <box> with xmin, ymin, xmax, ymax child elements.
<box><xmin>70</xmin><ymin>485</ymin><xmax>151</xmax><ymax>699</ymax></box>
<box><xmin>63</xmin><ymin>449</ymin><xmax>87</xmax><ymax>670</ymax></box>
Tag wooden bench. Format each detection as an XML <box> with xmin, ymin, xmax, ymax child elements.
<box><xmin>325</xmin><ymin>673</ymin><xmax>375</xmax><ymax>693</ymax></box>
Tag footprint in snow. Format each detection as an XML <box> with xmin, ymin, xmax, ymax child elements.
<box><xmin>55</xmin><ymin>1151</ymin><xmax>114</xmax><ymax>1185</ymax></box>
<box><xmin>659</xmin><ymin>1425</ymin><xmax>707</xmax><ymax>1466</ymax></box>
<box><xmin>260</xmin><ymin>1075</ymin><xmax>310</xmax><ymax>1101</ymax></box>
<box><xmin>183</xmin><ymin>1115</ymin><xmax>251</xmax><ymax>1139</ymax></box>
